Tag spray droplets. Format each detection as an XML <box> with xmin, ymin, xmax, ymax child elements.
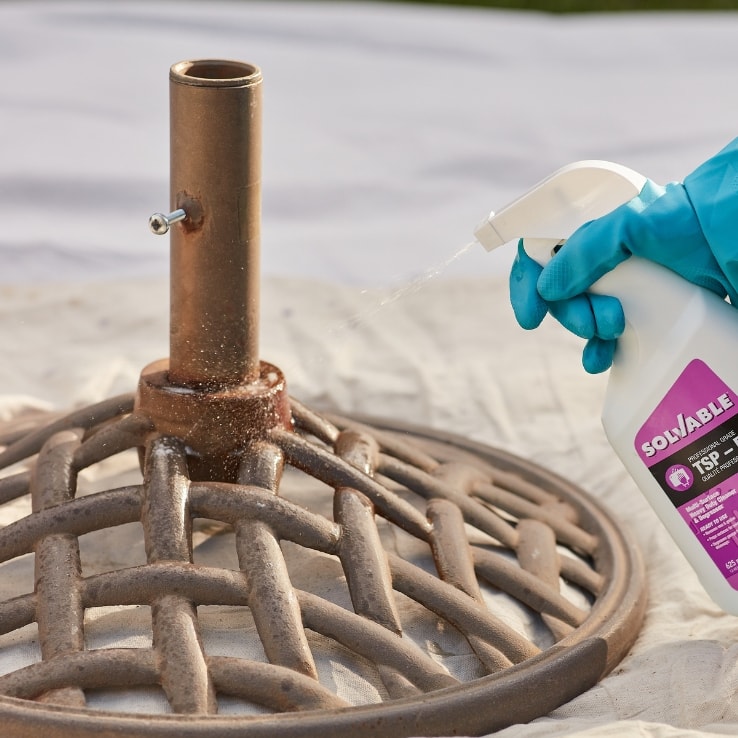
<box><xmin>333</xmin><ymin>241</ymin><xmax>476</xmax><ymax>332</ymax></box>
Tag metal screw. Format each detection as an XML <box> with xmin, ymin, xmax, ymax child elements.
<box><xmin>149</xmin><ymin>208</ymin><xmax>187</xmax><ymax>235</ymax></box>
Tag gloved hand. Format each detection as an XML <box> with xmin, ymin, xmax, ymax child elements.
<box><xmin>510</xmin><ymin>138</ymin><xmax>738</xmax><ymax>374</ymax></box>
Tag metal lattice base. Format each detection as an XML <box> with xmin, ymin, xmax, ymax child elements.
<box><xmin>0</xmin><ymin>393</ymin><xmax>646</xmax><ymax>737</ymax></box>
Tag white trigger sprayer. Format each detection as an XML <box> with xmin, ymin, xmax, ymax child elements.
<box><xmin>475</xmin><ymin>161</ymin><xmax>738</xmax><ymax>614</ymax></box>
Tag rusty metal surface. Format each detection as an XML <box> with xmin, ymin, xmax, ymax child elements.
<box><xmin>0</xmin><ymin>56</ymin><xmax>646</xmax><ymax>736</ymax></box>
<box><xmin>0</xmin><ymin>397</ymin><xmax>647</xmax><ymax>737</ymax></box>
<box><xmin>136</xmin><ymin>60</ymin><xmax>292</xmax><ymax>481</ymax></box>
<box><xmin>168</xmin><ymin>59</ymin><xmax>262</xmax><ymax>387</ymax></box>
<box><xmin>136</xmin><ymin>358</ymin><xmax>292</xmax><ymax>475</ymax></box>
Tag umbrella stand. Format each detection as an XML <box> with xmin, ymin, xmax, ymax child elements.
<box><xmin>0</xmin><ymin>59</ymin><xmax>647</xmax><ymax>738</ymax></box>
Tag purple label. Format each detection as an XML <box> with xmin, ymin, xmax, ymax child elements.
<box><xmin>636</xmin><ymin>360</ymin><xmax>738</xmax><ymax>589</ymax></box>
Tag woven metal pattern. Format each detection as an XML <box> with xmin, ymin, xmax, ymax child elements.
<box><xmin>0</xmin><ymin>393</ymin><xmax>646</xmax><ymax>737</ymax></box>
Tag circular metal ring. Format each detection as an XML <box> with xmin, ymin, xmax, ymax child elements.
<box><xmin>0</xmin><ymin>397</ymin><xmax>646</xmax><ymax>737</ymax></box>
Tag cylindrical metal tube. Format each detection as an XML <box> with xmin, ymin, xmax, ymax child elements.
<box><xmin>168</xmin><ymin>60</ymin><xmax>262</xmax><ymax>386</ymax></box>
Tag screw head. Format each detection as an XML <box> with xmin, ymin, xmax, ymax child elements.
<box><xmin>149</xmin><ymin>213</ymin><xmax>170</xmax><ymax>235</ymax></box>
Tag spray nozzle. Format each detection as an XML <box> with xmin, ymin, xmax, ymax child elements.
<box><xmin>475</xmin><ymin>160</ymin><xmax>647</xmax><ymax>265</ymax></box>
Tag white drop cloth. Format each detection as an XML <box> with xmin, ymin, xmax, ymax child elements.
<box><xmin>2</xmin><ymin>2</ymin><xmax>738</xmax><ymax>736</ymax></box>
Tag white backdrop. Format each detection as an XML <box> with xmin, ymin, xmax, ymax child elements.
<box><xmin>1</xmin><ymin>2</ymin><xmax>737</xmax><ymax>286</ymax></box>
<box><xmin>2</xmin><ymin>3</ymin><xmax>738</xmax><ymax>736</ymax></box>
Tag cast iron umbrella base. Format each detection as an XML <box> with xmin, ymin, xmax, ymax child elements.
<box><xmin>0</xmin><ymin>396</ymin><xmax>645</xmax><ymax>737</ymax></box>
<box><xmin>0</xmin><ymin>59</ymin><xmax>646</xmax><ymax>736</ymax></box>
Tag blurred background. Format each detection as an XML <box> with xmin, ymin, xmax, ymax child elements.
<box><xmin>1</xmin><ymin>0</ymin><xmax>736</xmax><ymax>288</ymax></box>
<box><xmin>378</xmin><ymin>0</ymin><xmax>738</xmax><ymax>10</ymax></box>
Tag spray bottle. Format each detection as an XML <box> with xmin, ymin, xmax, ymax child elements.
<box><xmin>475</xmin><ymin>161</ymin><xmax>738</xmax><ymax>614</ymax></box>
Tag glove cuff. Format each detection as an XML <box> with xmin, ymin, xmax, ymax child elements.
<box><xmin>684</xmin><ymin>138</ymin><xmax>738</xmax><ymax>304</ymax></box>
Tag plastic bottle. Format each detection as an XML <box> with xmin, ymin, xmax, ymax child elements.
<box><xmin>475</xmin><ymin>160</ymin><xmax>738</xmax><ymax>614</ymax></box>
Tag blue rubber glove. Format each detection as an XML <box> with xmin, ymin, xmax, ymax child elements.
<box><xmin>510</xmin><ymin>138</ymin><xmax>738</xmax><ymax>374</ymax></box>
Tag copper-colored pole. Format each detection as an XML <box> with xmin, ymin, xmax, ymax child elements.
<box><xmin>137</xmin><ymin>60</ymin><xmax>290</xmax><ymax>474</ymax></box>
<box><xmin>168</xmin><ymin>60</ymin><xmax>262</xmax><ymax>387</ymax></box>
